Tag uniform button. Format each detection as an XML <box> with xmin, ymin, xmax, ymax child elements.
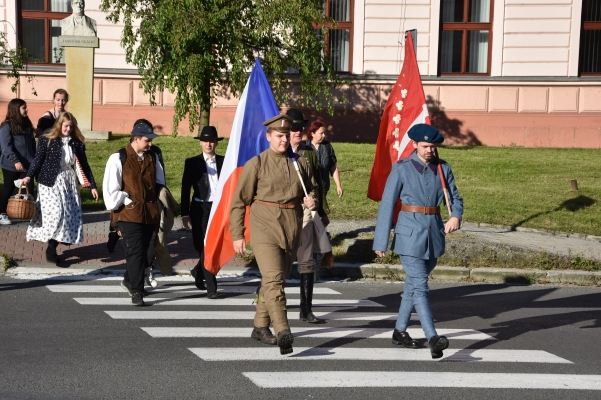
<box><xmin>427</xmin><ymin>197</ymin><xmax>430</xmax><ymax>199</ymax></box>
<box><xmin>426</xmin><ymin>183</ymin><xmax>429</xmax><ymax>185</ymax></box>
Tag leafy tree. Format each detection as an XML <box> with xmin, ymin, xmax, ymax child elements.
<box><xmin>0</xmin><ymin>28</ymin><xmax>36</xmax><ymax>96</ymax></box>
<box><xmin>100</xmin><ymin>0</ymin><xmax>343</xmax><ymax>135</ymax></box>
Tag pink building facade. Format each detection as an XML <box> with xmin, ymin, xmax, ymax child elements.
<box><xmin>1</xmin><ymin>0</ymin><xmax>600</xmax><ymax>147</ymax></box>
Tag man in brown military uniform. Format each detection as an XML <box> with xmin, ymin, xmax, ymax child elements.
<box><xmin>230</xmin><ymin>114</ymin><xmax>319</xmax><ymax>355</ymax></box>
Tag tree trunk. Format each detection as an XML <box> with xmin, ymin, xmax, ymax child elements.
<box><xmin>199</xmin><ymin>105</ymin><xmax>210</xmax><ymax>132</ymax></box>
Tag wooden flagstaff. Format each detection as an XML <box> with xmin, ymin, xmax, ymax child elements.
<box><xmin>435</xmin><ymin>148</ymin><xmax>452</xmax><ymax>216</ymax></box>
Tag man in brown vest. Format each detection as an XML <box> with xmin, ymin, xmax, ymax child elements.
<box><xmin>102</xmin><ymin>123</ymin><xmax>165</xmax><ymax>306</ymax></box>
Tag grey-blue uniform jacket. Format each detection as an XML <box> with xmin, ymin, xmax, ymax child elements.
<box><xmin>372</xmin><ymin>151</ymin><xmax>463</xmax><ymax>260</ymax></box>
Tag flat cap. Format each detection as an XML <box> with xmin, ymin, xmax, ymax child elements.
<box><xmin>131</xmin><ymin>122</ymin><xmax>158</xmax><ymax>139</ymax></box>
<box><xmin>263</xmin><ymin>114</ymin><xmax>293</xmax><ymax>133</ymax></box>
<box><xmin>407</xmin><ymin>124</ymin><xmax>444</xmax><ymax>144</ymax></box>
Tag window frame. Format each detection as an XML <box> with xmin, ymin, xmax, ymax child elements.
<box><xmin>579</xmin><ymin>1</ymin><xmax>601</xmax><ymax>76</ymax></box>
<box><xmin>319</xmin><ymin>0</ymin><xmax>354</xmax><ymax>74</ymax></box>
<box><xmin>18</xmin><ymin>0</ymin><xmax>71</xmax><ymax>65</ymax></box>
<box><xmin>439</xmin><ymin>0</ymin><xmax>494</xmax><ymax>76</ymax></box>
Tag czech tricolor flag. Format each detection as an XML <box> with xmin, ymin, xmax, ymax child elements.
<box><xmin>203</xmin><ymin>59</ymin><xmax>279</xmax><ymax>275</ymax></box>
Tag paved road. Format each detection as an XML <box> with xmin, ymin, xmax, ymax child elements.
<box><xmin>1</xmin><ymin>275</ymin><xmax>600</xmax><ymax>399</ymax></box>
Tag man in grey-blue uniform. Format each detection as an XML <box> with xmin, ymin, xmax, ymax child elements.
<box><xmin>373</xmin><ymin>124</ymin><xmax>463</xmax><ymax>359</ymax></box>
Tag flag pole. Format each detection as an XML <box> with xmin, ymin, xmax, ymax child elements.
<box><xmin>435</xmin><ymin>148</ymin><xmax>452</xmax><ymax>216</ymax></box>
<box><xmin>287</xmin><ymin>147</ymin><xmax>323</xmax><ymax>226</ymax></box>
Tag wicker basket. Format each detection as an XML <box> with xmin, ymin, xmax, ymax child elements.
<box><xmin>6</xmin><ymin>185</ymin><xmax>36</xmax><ymax>220</ymax></box>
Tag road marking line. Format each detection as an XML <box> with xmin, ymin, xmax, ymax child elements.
<box><xmin>190</xmin><ymin>348</ymin><xmax>570</xmax><ymax>363</ymax></box>
<box><xmin>73</xmin><ymin>298</ymin><xmax>384</xmax><ymax>307</ymax></box>
<box><xmin>243</xmin><ymin>372</ymin><xmax>598</xmax><ymax>389</ymax></box>
<box><xmin>105</xmin><ymin>311</ymin><xmax>416</xmax><ymax>321</ymax></box>
<box><xmin>143</xmin><ymin>327</ymin><xmax>494</xmax><ymax>340</ymax></box>
<box><xmin>48</xmin><ymin>285</ymin><xmax>339</xmax><ymax>294</ymax></box>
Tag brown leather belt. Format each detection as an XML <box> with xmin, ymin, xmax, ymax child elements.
<box><xmin>401</xmin><ymin>204</ymin><xmax>440</xmax><ymax>215</ymax></box>
<box><xmin>254</xmin><ymin>199</ymin><xmax>301</xmax><ymax>209</ymax></box>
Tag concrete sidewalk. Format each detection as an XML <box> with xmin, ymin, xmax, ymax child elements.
<box><xmin>1</xmin><ymin>211</ymin><xmax>600</xmax><ymax>285</ymax></box>
<box><xmin>0</xmin><ymin>210</ymin><xmax>254</xmax><ymax>277</ymax></box>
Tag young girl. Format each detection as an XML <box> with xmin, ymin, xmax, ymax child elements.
<box><xmin>22</xmin><ymin>112</ymin><xmax>98</xmax><ymax>264</ymax></box>
<box><xmin>36</xmin><ymin>89</ymin><xmax>69</xmax><ymax>136</ymax></box>
<box><xmin>0</xmin><ymin>99</ymin><xmax>36</xmax><ymax>225</ymax></box>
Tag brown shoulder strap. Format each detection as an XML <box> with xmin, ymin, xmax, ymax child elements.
<box><xmin>255</xmin><ymin>154</ymin><xmax>261</xmax><ymax>179</ymax></box>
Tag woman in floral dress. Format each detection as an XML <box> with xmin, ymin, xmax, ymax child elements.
<box><xmin>22</xmin><ymin>112</ymin><xmax>98</xmax><ymax>264</ymax></box>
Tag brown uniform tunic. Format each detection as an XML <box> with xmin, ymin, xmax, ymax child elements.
<box><xmin>230</xmin><ymin>148</ymin><xmax>318</xmax><ymax>334</ymax></box>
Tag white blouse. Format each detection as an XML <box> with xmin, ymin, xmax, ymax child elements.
<box><xmin>60</xmin><ymin>136</ymin><xmax>75</xmax><ymax>168</ymax></box>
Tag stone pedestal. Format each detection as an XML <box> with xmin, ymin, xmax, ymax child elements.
<box><xmin>59</xmin><ymin>36</ymin><xmax>110</xmax><ymax>140</ymax></box>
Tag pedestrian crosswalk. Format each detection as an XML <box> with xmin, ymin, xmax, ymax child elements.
<box><xmin>142</xmin><ymin>327</ymin><xmax>494</xmax><ymax>340</ymax></box>
<box><xmin>44</xmin><ymin>280</ymin><xmax>601</xmax><ymax>391</ymax></box>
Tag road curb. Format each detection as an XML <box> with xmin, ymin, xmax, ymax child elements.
<box><xmin>319</xmin><ymin>263</ymin><xmax>601</xmax><ymax>286</ymax></box>
<box><xmin>4</xmin><ymin>261</ymin><xmax>600</xmax><ymax>286</ymax></box>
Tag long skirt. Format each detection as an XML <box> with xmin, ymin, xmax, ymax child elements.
<box><xmin>26</xmin><ymin>166</ymin><xmax>83</xmax><ymax>244</ymax></box>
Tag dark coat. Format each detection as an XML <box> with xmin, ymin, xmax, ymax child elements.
<box><xmin>180</xmin><ymin>153</ymin><xmax>224</xmax><ymax>216</ymax></box>
<box><xmin>26</xmin><ymin>136</ymin><xmax>97</xmax><ymax>189</ymax></box>
<box><xmin>0</xmin><ymin>123</ymin><xmax>36</xmax><ymax>171</ymax></box>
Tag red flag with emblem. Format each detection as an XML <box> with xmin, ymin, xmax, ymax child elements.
<box><xmin>367</xmin><ymin>33</ymin><xmax>431</xmax><ymax>201</ymax></box>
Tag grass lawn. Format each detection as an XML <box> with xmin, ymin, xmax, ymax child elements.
<box><xmin>1</xmin><ymin>136</ymin><xmax>600</xmax><ymax>235</ymax></box>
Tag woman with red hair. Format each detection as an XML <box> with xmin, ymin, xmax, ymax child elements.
<box><xmin>306</xmin><ymin>121</ymin><xmax>343</xmax><ymax>198</ymax></box>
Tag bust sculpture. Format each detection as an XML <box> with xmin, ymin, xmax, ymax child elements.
<box><xmin>61</xmin><ymin>0</ymin><xmax>97</xmax><ymax>37</ymax></box>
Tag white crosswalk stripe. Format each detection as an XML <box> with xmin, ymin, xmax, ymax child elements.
<box><xmin>105</xmin><ymin>311</ymin><xmax>415</xmax><ymax>321</ymax></box>
<box><xmin>190</xmin><ymin>347</ymin><xmax>570</xmax><ymax>363</ymax></box>
<box><xmin>44</xmin><ymin>281</ymin><xmax>592</xmax><ymax>391</ymax></box>
<box><xmin>73</xmin><ymin>297</ymin><xmax>384</xmax><ymax>307</ymax></box>
<box><xmin>243</xmin><ymin>372</ymin><xmax>601</xmax><ymax>390</ymax></box>
<box><xmin>46</xmin><ymin>284</ymin><xmax>340</xmax><ymax>295</ymax></box>
<box><xmin>143</xmin><ymin>327</ymin><xmax>494</xmax><ymax>340</ymax></box>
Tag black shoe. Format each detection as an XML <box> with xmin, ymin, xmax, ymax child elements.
<box><xmin>251</xmin><ymin>327</ymin><xmax>277</xmax><ymax>345</ymax></box>
<box><xmin>195</xmin><ymin>279</ymin><xmax>207</xmax><ymax>290</ymax></box>
<box><xmin>428</xmin><ymin>335</ymin><xmax>449</xmax><ymax>359</ymax></box>
<box><xmin>207</xmin><ymin>292</ymin><xmax>221</xmax><ymax>299</ymax></box>
<box><xmin>45</xmin><ymin>239</ymin><xmax>58</xmax><ymax>264</ymax></box>
<box><xmin>392</xmin><ymin>329</ymin><xmax>420</xmax><ymax>349</ymax></box>
<box><xmin>107</xmin><ymin>231</ymin><xmax>119</xmax><ymax>253</ymax></box>
<box><xmin>120</xmin><ymin>279</ymin><xmax>133</xmax><ymax>296</ymax></box>
<box><xmin>276</xmin><ymin>329</ymin><xmax>294</xmax><ymax>355</ymax></box>
<box><xmin>299</xmin><ymin>310</ymin><xmax>322</xmax><ymax>324</ymax></box>
<box><xmin>132</xmin><ymin>291</ymin><xmax>145</xmax><ymax>306</ymax></box>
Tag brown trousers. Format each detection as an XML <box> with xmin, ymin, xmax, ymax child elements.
<box><xmin>253</xmin><ymin>243</ymin><xmax>295</xmax><ymax>334</ymax></box>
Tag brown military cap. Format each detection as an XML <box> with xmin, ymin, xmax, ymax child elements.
<box><xmin>263</xmin><ymin>114</ymin><xmax>293</xmax><ymax>133</ymax></box>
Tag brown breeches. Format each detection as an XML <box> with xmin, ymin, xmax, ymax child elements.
<box><xmin>253</xmin><ymin>243</ymin><xmax>295</xmax><ymax>334</ymax></box>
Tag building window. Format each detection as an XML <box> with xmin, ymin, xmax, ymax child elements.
<box><xmin>440</xmin><ymin>0</ymin><xmax>493</xmax><ymax>75</ymax></box>
<box><xmin>580</xmin><ymin>0</ymin><xmax>601</xmax><ymax>75</ymax></box>
<box><xmin>19</xmin><ymin>0</ymin><xmax>72</xmax><ymax>64</ymax></box>
<box><xmin>319</xmin><ymin>0</ymin><xmax>353</xmax><ymax>73</ymax></box>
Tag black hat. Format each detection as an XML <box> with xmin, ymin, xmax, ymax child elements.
<box><xmin>407</xmin><ymin>124</ymin><xmax>444</xmax><ymax>144</ymax></box>
<box><xmin>285</xmin><ymin>108</ymin><xmax>310</xmax><ymax>131</ymax></box>
<box><xmin>131</xmin><ymin>123</ymin><xmax>158</xmax><ymax>139</ymax></box>
<box><xmin>195</xmin><ymin>126</ymin><xmax>224</xmax><ymax>141</ymax></box>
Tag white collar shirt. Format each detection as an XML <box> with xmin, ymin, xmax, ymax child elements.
<box><xmin>204</xmin><ymin>153</ymin><xmax>218</xmax><ymax>202</ymax></box>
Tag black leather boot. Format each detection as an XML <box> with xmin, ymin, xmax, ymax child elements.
<box><xmin>392</xmin><ymin>329</ymin><xmax>420</xmax><ymax>348</ymax></box>
<box><xmin>299</xmin><ymin>273</ymin><xmax>322</xmax><ymax>324</ymax></box>
<box><xmin>46</xmin><ymin>239</ymin><xmax>59</xmax><ymax>264</ymax></box>
<box><xmin>428</xmin><ymin>335</ymin><xmax>449</xmax><ymax>359</ymax></box>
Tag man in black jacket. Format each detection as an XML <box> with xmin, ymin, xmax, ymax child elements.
<box><xmin>181</xmin><ymin>126</ymin><xmax>224</xmax><ymax>298</ymax></box>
